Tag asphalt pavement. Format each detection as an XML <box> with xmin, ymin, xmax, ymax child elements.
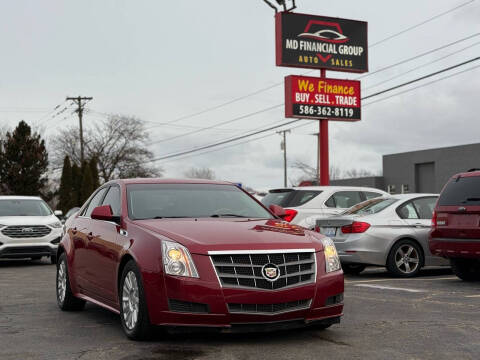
<box><xmin>1</xmin><ymin>259</ymin><xmax>479</xmax><ymax>360</ymax></box>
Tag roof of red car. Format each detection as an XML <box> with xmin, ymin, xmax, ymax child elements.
<box><xmin>451</xmin><ymin>170</ymin><xmax>480</xmax><ymax>178</ymax></box>
<box><xmin>112</xmin><ymin>178</ymin><xmax>235</xmax><ymax>186</ymax></box>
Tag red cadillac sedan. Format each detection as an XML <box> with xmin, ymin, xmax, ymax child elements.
<box><xmin>56</xmin><ymin>179</ymin><xmax>344</xmax><ymax>340</ymax></box>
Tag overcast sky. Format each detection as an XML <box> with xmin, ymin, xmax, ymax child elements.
<box><xmin>1</xmin><ymin>0</ymin><xmax>479</xmax><ymax>189</ymax></box>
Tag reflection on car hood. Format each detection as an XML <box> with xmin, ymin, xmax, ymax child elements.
<box><xmin>135</xmin><ymin>218</ymin><xmax>324</xmax><ymax>254</ymax></box>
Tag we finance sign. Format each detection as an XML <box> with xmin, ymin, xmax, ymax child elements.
<box><xmin>276</xmin><ymin>12</ymin><xmax>368</xmax><ymax>73</ymax></box>
<box><xmin>285</xmin><ymin>75</ymin><xmax>361</xmax><ymax>121</ymax></box>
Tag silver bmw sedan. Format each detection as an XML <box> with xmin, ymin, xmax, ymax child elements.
<box><xmin>316</xmin><ymin>194</ymin><xmax>449</xmax><ymax>277</ymax></box>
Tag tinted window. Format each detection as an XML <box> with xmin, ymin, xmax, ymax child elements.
<box><xmin>364</xmin><ymin>191</ymin><xmax>383</xmax><ymax>200</ymax></box>
<box><xmin>262</xmin><ymin>190</ymin><xmax>322</xmax><ymax>208</ymax></box>
<box><xmin>326</xmin><ymin>191</ymin><xmax>363</xmax><ymax>208</ymax></box>
<box><xmin>83</xmin><ymin>188</ymin><xmax>108</xmax><ymax>217</ymax></box>
<box><xmin>412</xmin><ymin>197</ymin><xmax>437</xmax><ymax>219</ymax></box>
<box><xmin>127</xmin><ymin>184</ymin><xmax>273</xmax><ymax>220</ymax></box>
<box><xmin>397</xmin><ymin>202</ymin><xmax>419</xmax><ymax>219</ymax></box>
<box><xmin>102</xmin><ymin>186</ymin><xmax>121</xmax><ymax>216</ymax></box>
<box><xmin>0</xmin><ymin>199</ymin><xmax>52</xmax><ymax>217</ymax></box>
<box><xmin>438</xmin><ymin>176</ymin><xmax>480</xmax><ymax>205</ymax></box>
<box><xmin>344</xmin><ymin>198</ymin><xmax>398</xmax><ymax>215</ymax></box>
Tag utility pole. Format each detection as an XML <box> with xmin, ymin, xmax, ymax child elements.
<box><xmin>66</xmin><ymin>96</ymin><xmax>93</xmax><ymax>164</ymax></box>
<box><xmin>277</xmin><ymin>129</ymin><xmax>290</xmax><ymax>187</ymax></box>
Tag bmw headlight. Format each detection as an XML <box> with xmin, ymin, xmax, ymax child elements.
<box><xmin>322</xmin><ymin>237</ymin><xmax>341</xmax><ymax>273</ymax></box>
<box><xmin>48</xmin><ymin>221</ymin><xmax>63</xmax><ymax>229</ymax></box>
<box><xmin>162</xmin><ymin>241</ymin><xmax>199</xmax><ymax>278</ymax></box>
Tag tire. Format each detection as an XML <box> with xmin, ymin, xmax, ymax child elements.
<box><xmin>50</xmin><ymin>255</ymin><xmax>57</xmax><ymax>265</ymax></box>
<box><xmin>450</xmin><ymin>258</ymin><xmax>480</xmax><ymax>281</ymax></box>
<box><xmin>56</xmin><ymin>253</ymin><xmax>86</xmax><ymax>311</ymax></box>
<box><xmin>342</xmin><ymin>264</ymin><xmax>366</xmax><ymax>275</ymax></box>
<box><xmin>119</xmin><ymin>260</ymin><xmax>152</xmax><ymax>340</ymax></box>
<box><xmin>386</xmin><ymin>239</ymin><xmax>424</xmax><ymax>277</ymax></box>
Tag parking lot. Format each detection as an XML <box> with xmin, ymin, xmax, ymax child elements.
<box><xmin>0</xmin><ymin>260</ymin><xmax>478</xmax><ymax>360</ymax></box>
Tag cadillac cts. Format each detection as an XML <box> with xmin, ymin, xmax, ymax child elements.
<box><xmin>56</xmin><ymin>179</ymin><xmax>344</xmax><ymax>340</ymax></box>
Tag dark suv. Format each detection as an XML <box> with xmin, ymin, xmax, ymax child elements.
<box><xmin>429</xmin><ymin>171</ymin><xmax>480</xmax><ymax>281</ymax></box>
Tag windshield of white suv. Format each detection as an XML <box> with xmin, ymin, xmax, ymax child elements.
<box><xmin>343</xmin><ymin>198</ymin><xmax>398</xmax><ymax>215</ymax></box>
<box><xmin>127</xmin><ymin>183</ymin><xmax>274</xmax><ymax>220</ymax></box>
<box><xmin>0</xmin><ymin>199</ymin><xmax>53</xmax><ymax>216</ymax></box>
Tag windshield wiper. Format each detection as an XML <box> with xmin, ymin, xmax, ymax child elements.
<box><xmin>210</xmin><ymin>213</ymin><xmax>250</xmax><ymax>218</ymax></box>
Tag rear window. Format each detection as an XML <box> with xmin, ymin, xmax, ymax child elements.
<box><xmin>344</xmin><ymin>198</ymin><xmax>397</xmax><ymax>215</ymax></box>
<box><xmin>438</xmin><ymin>176</ymin><xmax>480</xmax><ymax>206</ymax></box>
<box><xmin>261</xmin><ymin>190</ymin><xmax>322</xmax><ymax>208</ymax></box>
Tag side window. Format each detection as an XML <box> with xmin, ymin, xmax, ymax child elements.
<box><xmin>412</xmin><ymin>197</ymin><xmax>437</xmax><ymax>219</ymax></box>
<box><xmin>364</xmin><ymin>191</ymin><xmax>382</xmax><ymax>200</ymax></box>
<box><xmin>102</xmin><ymin>186</ymin><xmax>121</xmax><ymax>216</ymax></box>
<box><xmin>83</xmin><ymin>188</ymin><xmax>108</xmax><ymax>217</ymax></box>
<box><xmin>397</xmin><ymin>202</ymin><xmax>419</xmax><ymax>219</ymax></box>
<box><xmin>326</xmin><ymin>191</ymin><xmax>363</xmax><ymax>209</ymax></box>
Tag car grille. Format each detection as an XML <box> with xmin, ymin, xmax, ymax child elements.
<box><xmin>168</xmin><ymin>299</ymin><xmax>209</xmax><ymax>314</ymax></box>
<box><xmin>1</xmin><ymin>225</ymin><xmax>52</xmax><ymax>238</ymax></box>
<box><xmin>228</xmin><ymin>299</ymin><xmax>312</xmax><ymax>315</ymax></box>
<box><xmin>210</xmin><ymin>250</ymin><xmax>316</xmax><ymax>290</ymax></box>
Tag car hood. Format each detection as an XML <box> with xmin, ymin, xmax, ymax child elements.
<box><xmin>135</xmin><ymin>218</ymin><xmax>324</xmax><ymax>254</ymax></box>
<box><xmin>0</xmin><ymin>214</ymin><xmax>59</xmax><ymax>226</ymax></box>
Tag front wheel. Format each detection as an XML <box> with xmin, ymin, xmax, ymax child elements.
<box><xmin>386</xmin><ymin>240</ymin><xmax>423</xmax><ymax>277</ymax></box>
<box><xmin>56</xmin><ymin>253</ymin><xmax>86</xmax><ymax>311</ymax></box>
<box><xmin>450</xmin><ymin>258</ymin><xmax>480</xmax><ymax>281</ymax></box>
<box><xmin>119</xmin><ymin>260</ymin><xmax>152</xmax><ymax>340</ymax></box>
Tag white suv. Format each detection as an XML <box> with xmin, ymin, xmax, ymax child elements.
<box><xmin>261</xmin><ymin>186</ymin><xmax>388</xmax><ymax>229</ymax></box>
<box><xmin>0</xmin><ymin>196</ymin><xmax>63</xmax><ymax>264</ymax></box>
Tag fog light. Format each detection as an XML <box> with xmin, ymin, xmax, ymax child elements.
<box><xmin>50</xmin><ymin>237</ymin><xmax>61</xmax><ymax>245</ymax></box>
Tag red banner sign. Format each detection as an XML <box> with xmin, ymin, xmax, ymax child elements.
<box><xmin>284</xmin><ymin>75</ymin><xmax>361</xmax><ymax>121</ymax></box>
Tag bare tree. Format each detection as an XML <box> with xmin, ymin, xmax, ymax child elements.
<box><xmin>290</xmin><ymin>160</ymin><xmax>344</xmax><ymax>185</ymax></box>
<box><xmin>343</xmin><ymin>168</ymin><xmax>378</xmax><ymax>179</ymax></box>
<box><xmin>51</xmin><ymin>114</ymin><xmax>162</xmax><ymax>182</ymax></box>
<box><xmin>184</xmin><ymin>167</ymin><xmax>215</xmax><ymax>180</ymax></box>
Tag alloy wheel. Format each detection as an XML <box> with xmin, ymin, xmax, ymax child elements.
<box><xmin>57</xmin><ymin>260</ymin><xmax>67</xmax><ymax>304</ymax></box>
<box><xmin>394</xmin><ymin>244</ymin><xmax>420</xmax><ymax>274</ymax></box>
<box><xmin>122</xmin><ymin>271</ymin><xmax>140</xmax><ymax>330</ymax></box>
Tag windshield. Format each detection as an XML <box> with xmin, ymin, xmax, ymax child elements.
<box><xmin>0</xmin><ymin>199</ymin><xmax>53</xmax><ymax>217</ymax></box>
<box><xmin>127</xmin><ymin>183</ymin><xmax>274</xmax><ymax>220</ymax></box>
<box><xmin>262</xmin><ymin>189</ymin><xmax>322</xmax><ymax>208</ymax></box>
<box><xmin>343</xmin><ymin>198</ymin><xmax>398</xmax><ymax>215</ymax></box>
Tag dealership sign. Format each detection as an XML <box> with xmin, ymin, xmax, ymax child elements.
<box><xmin>285</xmin><ymin>75</ymin><xmax>361</xmax><ymax>121</ymax></box>
<box><xmin>276</xmin><ymin>12</ymin><xmax>368</xmax><ymax>73</ymax></box>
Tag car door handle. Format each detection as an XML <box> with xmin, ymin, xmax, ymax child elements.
<box><xmin>87</xmin><ymin>232</ymin><xmax>94</xmax><ymax>240</ymax></box>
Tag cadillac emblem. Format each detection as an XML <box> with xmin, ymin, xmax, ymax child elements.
<box><xmin>261</xmin><ymin>263</ymin><xmax>281</xmax><ymax>282</ymax></box>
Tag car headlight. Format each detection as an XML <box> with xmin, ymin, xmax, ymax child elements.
<box><xmin>322</xmin><ymin>237</ymin><xmax>341</xmax><ymax>273</ymax></box>
<box><xmin>48</xmin><ymin>221</ymin><xmax>63</xmax><ymax>229</ymax></box>
<box><xmin>162</xmin><ymin>240</ymin><xmax>199</xmax><ymax>278</ymax></box>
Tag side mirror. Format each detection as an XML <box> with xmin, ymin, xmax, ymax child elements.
<box><xmin>269</xmin><ymin>204</ymin><xmax>286</xmax><ymax>218</ymax></box>
<box><xmin>54</xmin><ymin>210</ymin><xmax>63</xmax><ymax>216</ymax></box>
<box><xmin>91</xmin><ymin>205</ymin><xmax>120</xmax><ymax>224</ymax></box>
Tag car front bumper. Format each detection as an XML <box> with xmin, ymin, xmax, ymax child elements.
<box><xmin>0</xmin><ymin>230</ymin><xmax>62</xmax><ymax>259</ymax></box>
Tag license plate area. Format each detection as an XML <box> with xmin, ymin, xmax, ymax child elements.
<box><xmin>320</xmin><ymin>227</ymin><xmax>337</xmax><ymax>237</ymax></box>
<box><xmin>448</xmin><ymin>214</ymin><xmax>480</xmax><ymax>227</ymax></box>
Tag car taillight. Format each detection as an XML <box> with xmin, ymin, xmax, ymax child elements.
<box><xmin>283</xmin><ymin>209</ymin><xmax>298</xmax><ymax>222</ymax></box>
<box><xmin>341</xmin><ymin>221</ymin><xmax>370</xmax><ymax>234</ymax></box>
<box><xmin>431</xmin><ymin>210</ymin><xmax>437</xmax><ymax>227</ymax></box>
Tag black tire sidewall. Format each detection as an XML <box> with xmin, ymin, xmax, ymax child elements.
<box><xmin>119</xmin><ymin>260</ymin><xmax>151</xmax><ymax>340</ymax></box>
<box><xmin>450</xmin><ymin>258</ymin><xmax>480</xmax><ymax>281</ymax></box>
<box><xmin>387</xmin><ymin>240</ymin><xmax>424</xmax><ymax>277</ymax></box>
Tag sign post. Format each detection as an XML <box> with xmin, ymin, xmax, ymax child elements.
<box><xmin>276</xmin><ymin>11</ymin><xmax>367</xmax><ymax>185</ymax></box>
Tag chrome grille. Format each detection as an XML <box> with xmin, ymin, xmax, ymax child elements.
<box><xmin>1</xmin><ymin>225</ymin><xmax>52</xmax><ymax>238</ymax></box>
<box><xmin>228</xmin><ymin>299</ymin><xmax>312</xmax><ymax>315</ymax></box>
<box><xmin>210</xmin><ymin>250</ymin><xmax>316</xmax><ymax>290</ymax></box>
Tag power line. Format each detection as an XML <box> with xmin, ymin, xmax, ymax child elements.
<box><xmin>369</xmin><ymin>0</ymin><xmax>476</xmax><ymax>47</ymax></box>
<box><xmin>148</xmin><ymin>60</ymin><xmax>480</xmax><ymax>163</ymax></box>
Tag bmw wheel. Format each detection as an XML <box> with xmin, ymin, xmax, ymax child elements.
<box><xmin>56</xmin><ymin>253</ymin><xmax>86</xmax><ymax>311</ymax></box>
<box><xmin>119</xmin><ymin>260</ymin><xmax>152</xmax><ymax>340</ymax></box>
<box><xmin>387</xmin><ymin>240</ymin><xmax>423</xmax><ymax>277</ymax></box>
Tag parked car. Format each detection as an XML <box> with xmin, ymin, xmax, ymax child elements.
<box><xmin>59</xmin><ymin>207</ymin><xmax>81</xmax><ymax>224</ymax></box>
<box><xmin>430</xmin><ymin>170</ymin><xmax>480</xmax><ymax>281</ymax></box>
<box><xmin>0</xmin><ymin>196</ymin><xmax>63</xmax><ymax>263</ymax></box>
<box><xmin>261</xmin><ymin>186</ymin><xmax>388</xmax><ymax>229</ymax></box>
<box><xmin>56</xmin><ymin>179</ymin><xmax>344</xmax><ymax>340</ymax></box>
<box><xmin>316</xmin><ymin>194</ymin><xmax>448</xmax><ymax>277</ymax></box>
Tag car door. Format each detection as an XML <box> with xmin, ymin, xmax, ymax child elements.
<box><xmin>85</xmin><ymin>185</ymin><xmax>124</xmax><ymax>304</ymax></box>
<box><xmin>71</xmin><ymin>187</ymin><xmax>108</xmax><ymax>291</ymax></box>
